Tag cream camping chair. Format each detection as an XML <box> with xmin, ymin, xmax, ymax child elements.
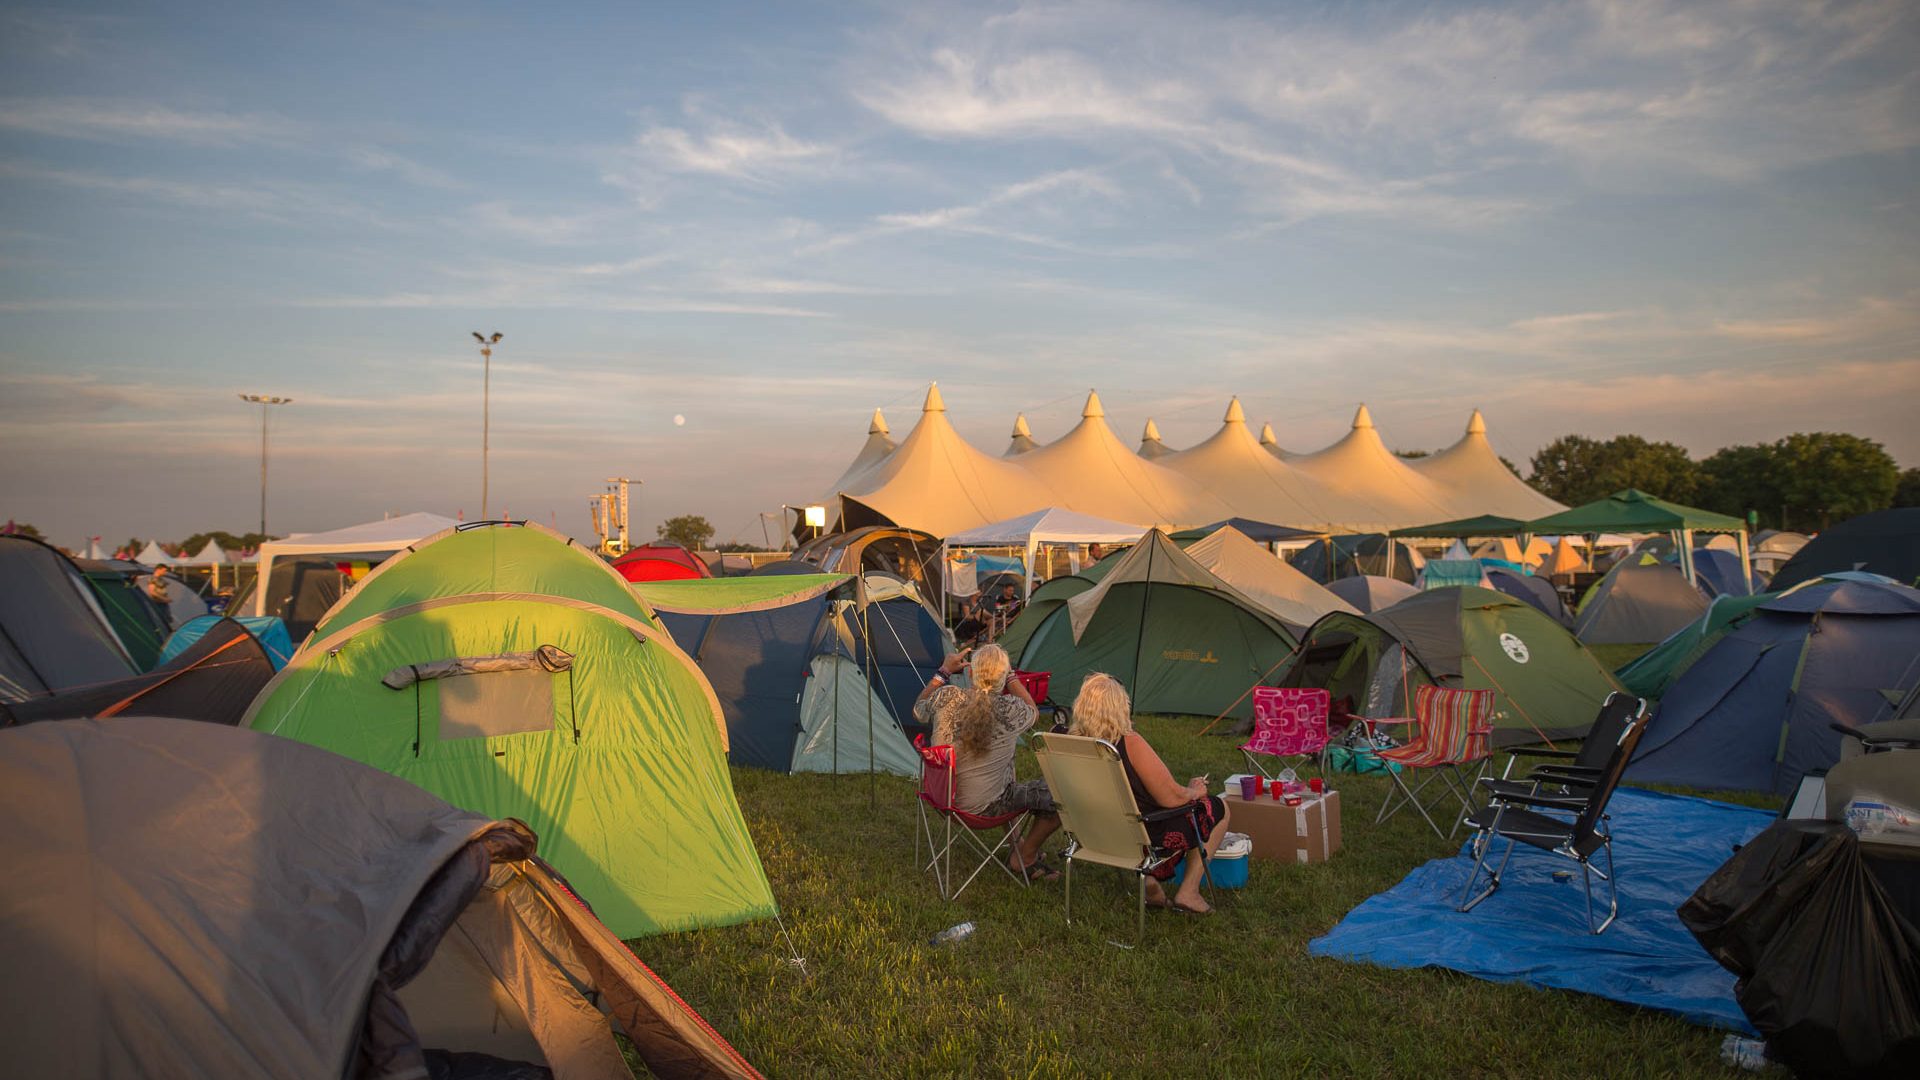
<box><xmin>1033</xmin><ymin>732</ymin><xmax>1211</xmax><ymax>942</ymax></box>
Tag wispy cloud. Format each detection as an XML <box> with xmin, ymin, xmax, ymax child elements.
<box><xmin>0</xmin><ymin>97</ymin><xmax>289</xmax><ymax>144</ymax></box>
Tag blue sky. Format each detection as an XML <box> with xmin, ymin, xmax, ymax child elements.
<box><xmin>3</xmin><ymin>0</ymin><xmax>1916</xmax><ymax>547</ymax></box>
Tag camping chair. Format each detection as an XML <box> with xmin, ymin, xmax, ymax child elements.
<box><xmin>1014</xmin><ymin>669</ymin><xmax>1069</xmax><ymax>730</ymax></box>
<box><xmin>1241</xmin><ymin>687</ymin><xmax>1332</xmax><ymax>777</ymax></box>
<box><xmin>1456</xmin><ymin>703</ymin><xmax>1650</xmax><ymax>934</ymax></box>
<box><xmin>1368</xmin><ymin>686</ymin><xmax>1495</xmax><ymax>840</ymax></box>
<box><xmin>913</xmin><ymin>738</ymin><xmax>1033</xmax><ymax>901</ymax></box>
<box><xmin>1481</xmin><ymin>692</ymin><xmax>1647</xmax><ymax>803</ymax></box>
<box><xmin>1032</xmin><ymin>732</ymin><xmax>1212</xmax><ymax>943</ymax></box>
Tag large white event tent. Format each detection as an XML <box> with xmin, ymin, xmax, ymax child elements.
<box><xmin>826</xmin><ymin>386</ymin><xmax>1564</xmax><ymax>539</ymax></box>
<box><xmin>248</xmin><ymin>511</ymin><xmax>459</xmax><ymax>616</ymax></box>
<box><xmin>945</xmin><ymin>507</ymin><xmax>1148</xmax><ymax>595</ymax></box>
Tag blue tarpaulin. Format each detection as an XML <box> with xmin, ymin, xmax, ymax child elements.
<box><xmin>1309</xmin><ymin>788</ymin><xmax>1773</xmax><ymax>1031</ymax></box>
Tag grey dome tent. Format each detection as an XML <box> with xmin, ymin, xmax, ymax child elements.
<box><xmin>1484</xmin><ymin>567</ymin><xmax>1570</xmax><ymax>625</ymax></box>
<box><xmin>637</xmin><ymin>573</ymin><xmax>922</xmax><ymax>775</ymax></box>
<box><xmin>1</xmin><ymin>617</ymin><xmax>274</xmax><ymax>728</ymax></box>
<box><xmin>1770</xmin><ymin>508</ymin><xmax>1920</xmax><ymax>590</ymax></box>
<box><xmin>1628</xmin><ymin>580</ymin><xmax>1920</xmax><ymax>795</ymax></box>
<box><xmin>0</xmin><ymin>716</ymin><xmax>759</xmax><ymax>1079</ymax></box>
<box><xmin>1572</xmin><ymin>555</ymin><xmax>1709</xmax><ymax>646</ymax></box>
<box><xmin>1324</xmin><ymin>574</ymin><xmax>1418</xmax><ymax>614</ymax></box>
<box><xmin>0</xmin><ymin>535</ymin><xmax>135</xmax><ymax>702</ymax></box>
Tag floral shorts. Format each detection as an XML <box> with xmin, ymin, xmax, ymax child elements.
<box><xmin>984</xmin><ymin>777</ymin><xmax>1057</xmax><ymax>818</ymax></box>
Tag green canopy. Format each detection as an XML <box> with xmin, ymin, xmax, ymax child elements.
<box><xmin>1525</xmin><ymin>489</ymin><xmax>1746</xmax><ymax>534</ymax></box>
<box><xmin>635</xmin><ymin>573</ymin><xmax>849</xmax><ymax>615</ymax></box>
<box><xmin>246</xmin><ymin>523</ymin><xmax>775</xmax><ymax>938</ymax></box>
<box><xmin>1387</xmin><ymin>514</ymin><xmax>1527</xmax><ymax>539</ymax></box>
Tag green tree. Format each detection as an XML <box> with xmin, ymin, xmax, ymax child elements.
<box><xmin>1894</xmin><ymin>467</ymin><xmax>1920</xmax><ymax>509</ymax></box>
<box><xmin>1773</xmin><ymin>432</ymin><xmax>1898</xmax><ymax>529</ymax></box>
<box><xmin>1529</xmin><ymin>434</ymin><xmax>1698</xmax><ymax>505</ymax></box>
<box><xmin>1696</xmin><ymin>444</ymin><xmax>1782</xmax><ymax>528</ymax></box>
<box><xmin>656</xmin><ymin>514</ymin><xmax>715</xmax><ymax>550</ymax></box>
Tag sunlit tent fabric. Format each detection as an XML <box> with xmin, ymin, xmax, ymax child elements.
<box><xmin>614</xmin><ymin>542</ymin><xmax>713</xmax><ymax>583</ymax></box>
<box><xmin>0</xmin><ymin>536</ymin><xmax>135</xmax><ymax>702</ymax></box>
<box><xmin>1324</xmin><ymin>574</ymin><xmax>1419</xmax><ymax>614</ymax></box>
<box><xmin>1628</xmin><ymin>580</ymin><xmax>1920</xmax><ymax>795</ymax></box>
<box><xmin>1408</xmin><ymin>409</ymin><xmax>1568</xmax><ymax>521</ymax></box>
<box><xmin>1472</xmin><ymin>537</ymin><xmax>1551</xmax><ymax>567</ymax></box>
<box><xmin>2</xmin><ymin>618</ymin><xmax>275</xmax><ymax>727</ymax></box>
<box><xmin>1012</xmin><ymin>530</ymin><xmax>1298</xmax><ymax>720</ymax></box>
<box><xmin>1574</xmin><ymin>556</ymin><xmax>1711</xmax><ymax>646</ymax></box>
<box><xmin>1280</xmin><ymin>586</ymin><xmax>1621</xmax><ymax>746</ymax></box>
<box><xmin>1769</xmin><ymin>508</ymin><xmax>1920</xmax><ymax>590</ymax></box>
<box><xmin>1004</xmin><ymin>413</ymin><xmax>1040</xmax><ymax>456</ymax></box>
<box><xmin>73</xmin><ymin>557</ymin><xmax>171</xmax><ymax>671</ymax></box>
<box><xmin>1182</xmin><ymin>525</ymin><xmax>1359</xmax><ymax>633</ymax></box>
<box><xmin>815</xmin><ymin>407</ymin><xmax>897</xmax><ymax>509</ymax></box>
<box><xmin>1545</xmin><ymin>535</ymin><xmax>1588</xmax><ymax>576</ymax></box>
<box><xmin>0</xmin><ymin>717</ymin><xmax>760</xmax><ymax>1079</ymax></box>
<box><xmin>158</xmin><ymin>613</ymin><xmax>294</xmax><ymax>669</ymax></box>
<box><xmin>1012</xmin><ymin>392</ymin><xmax>1231</xmax><ymax>528</ymax></box>
<box><xmin>1158</xmin><ymin>398</ymin><xmax>1345</xmax><ymax>532</ymax></box>
<box><xmin>1137</xmin><ymin>418</ymin><xmax>1172</xmax><ymax>460</ymax></box>
<box><xmin>246</xmin><ymin>523</ymin><xmax>774</xmax><ymax>938</ymax></box>
<box><xmin>1285</xmin><ymin>405</ymin><xmax>1458</xmax><ymax>533</ymax></box>
<box><xmin>1258</xmin><ymin>422</ymin><xmax>1293</xmax><ymax>458</ymax></box>
<box><xmin>639</xmin><ymin>573</ymin><xmax>920</xmax><ymax>775</ymax></box>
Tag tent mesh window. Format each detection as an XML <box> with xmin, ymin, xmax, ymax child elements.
<box><xmin>437</xmin><ymin>668</ymin><xmax>556</xmax><ymax>740</ymax></box>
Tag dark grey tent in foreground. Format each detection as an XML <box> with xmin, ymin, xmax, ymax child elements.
<box><xmin>0</xmin><ymin>617</ymin><xmax>275</xmax><ymax>728</ymax></box>
<box><xmin>0</xmin><ymin>718</ymin><xmax>760</xmax><ymax>1080</ymax></box>
<box><xmin>0</xmin><ymin>535</ymin><xmax>135</xmax><ymax>702</ymax></box>
<box><xmin>1573</xmin><ymin>556</ymin><xmax>1708</xmax><ymax>646</ymax></box>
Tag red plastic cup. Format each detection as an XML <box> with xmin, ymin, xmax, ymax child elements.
<box><xmin>1252</xmin><ymin>776</ymin><xmax>1266</xmax><ymax>795</ymax></box>
<box><xmin>1271</xmin><ymin>783</ymin><xmax>1284</xmax><ymax>801</ymax></box>
<box><xmin>1309</xmin><ymin>777</ymin><xmax>1324</xmax><ymax>794</ymax></box>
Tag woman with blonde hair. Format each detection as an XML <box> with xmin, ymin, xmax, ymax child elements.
<box><xmin>1070</xmin><ymin>673</ymin><xmax>1228</xmax><ymax>915</ymax></box>
<box><xmin>913</xmin><ymin>643</ymin><xmax>1062</xmax><ymax>880</ymax></box>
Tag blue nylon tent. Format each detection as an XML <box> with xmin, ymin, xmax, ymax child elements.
<box><xmin>158</xmin><ymin>614</ymin><xmax>294</xmax><ymax>670</ymax></box>
<box><xmin>1628</xmin><ymin>580</ymin><xmax>1920</xmax><ymax>795</ymax></box>
<box><xmin>1485</xmin><ymin>567</ymin><xmax>1570</xmax><ymax>625</ymax></box>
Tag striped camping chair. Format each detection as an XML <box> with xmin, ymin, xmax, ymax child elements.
<box><xmin>1369</xmin><ymin>686</ymin><xmax>1495</xmax><ymax>840</ymax></box>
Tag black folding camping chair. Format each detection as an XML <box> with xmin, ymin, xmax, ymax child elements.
<box><xmin>1480</xmin><ymin>692</ymin><xmax>1647</xmax><ymax>803</ymax></box>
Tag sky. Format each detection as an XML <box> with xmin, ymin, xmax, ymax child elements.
<box><xmin>2</xmin><ymin>0</ymin><xmax>1917</xmax><ymax>549</ymax></box>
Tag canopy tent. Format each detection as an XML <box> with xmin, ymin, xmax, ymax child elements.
<box><xmin>1004</xmin><ymin>413</ymin><xmax>1040</xmax><ymax>456</ymax></box>
<box><xmin>1573</xmin><ymin>555</ymin><xmax>1711</xmax><ymax>647</ymax></box>
<box><xmin>245</xmin><ymin>523</ymin><xmax>775</xmax><ymax>938</ymax></box>
<box><xmin>1325</xmin><ymin>574</ymin><xmax>1419</xmax><ymax>614</ymax></box>
<box><xmin>0</xmin><ymin>717</ymin><xmax>760</xmax><ymax>1079</ymax></box>
<box><xmin>945</xmin><ymin>506</ymin><xmax>1147</xmax><ymax>597</ymax></box>
<box><xmin>1170</xmin><ymin>517</ymin><xmax>1327</xmax><ymax>545</ymax></box>
<box><xmin>1769</xmin><ymin>508</ymin><xmax>1920</xmax><ymax>591</ymax></box>
<box><xmin>613</xmin><ymin>541</ymin><xmax>713</xmax><ymax>583</ymax></box>
<box><xmin>1182</xmin><ymin>525</ymin><xmax>1360</xmax><ymax>633</ymax></box>
<box><xmin>1280</xmin><ymin>586</ymin><xmax>1623</xmax><ymax>747</ymax></box>
<box><xmin>1</xmin><ymin>617</ymin><xmax>276</xmax><ymax>728</ymax></box>
<box><xmin>1011</xmin><ymin>530</ymin><xmax>1298</xmax><ymax>720</ymax></box>
<box><xmin>246</xmin><ymin>510</ymin><xmax>460</xmax><ymax>633</ymax></box>
<box><xmin>1628</xmin><ymin>580</ymin><xmax>1920</xmax><ymax>795</ymax></box>
<box><xmin>1388</xmin><ymin>513</ymin><xmax>1528</xmax><ymax>539</ymax></box>
<box><xmin>1527</xmin><ymin>489</ymin><xmax>1750</xmax><ymax>590</ymax></box>
<box><xmin>133</xmin><ymin>541</ymin><xmax>181</xmax><ymax>567</ymax></box>
<box><xmin>640</xmin><ymin>573</ymin><xmax>921</xmax><ymax>776</ymax></box>
<box><xmin>1407</xmin><ymin>409</ymin><xmax>1567</xmax><ymax>521</ymax></box>
<box><xmin>0</xmin><ymin>536</ymin><xmax>136</xmax><ymax>702</ymax></box>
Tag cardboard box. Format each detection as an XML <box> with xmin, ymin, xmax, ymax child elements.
<box><xmin>1220</xmin><ymin>790</ymin><xmax>1342</xmax><ymax>864</ymax></box>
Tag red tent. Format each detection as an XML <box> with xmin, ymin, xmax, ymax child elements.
<box><xmin>613</xmin><ymin>543</ymin><xmax>712</xmax><ymax>583</ymax></box>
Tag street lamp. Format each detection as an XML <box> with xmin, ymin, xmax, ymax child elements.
<box><xmin>472</xmin><ymin>332</ymin><xmax>503</xmax><ymax>519</ymax></box>
<box><xmin>237</xmin><ymin>394</ymin><xmax>292</xmax><ymax>537</ymax></box>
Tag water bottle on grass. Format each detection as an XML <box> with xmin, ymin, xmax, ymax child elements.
<box><xmin>930</xmin><ymin>921</ymin><xmax>976</xmax><ymax>947</ymax></box>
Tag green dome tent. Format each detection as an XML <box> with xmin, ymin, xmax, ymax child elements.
<box><xmin>245</xmin><ymin>522</ymin><xmax>775</xmax><ymax>938</ymax></box>
<box><xmin>1012</xmin><ymin>530</ymin><xmax>1298</xmax><ymax>720</ymax></box>
<box><xmin>1281</xmin><ymin>586</ymin><xmax>1622</xmax><ymax>746</ymax></box>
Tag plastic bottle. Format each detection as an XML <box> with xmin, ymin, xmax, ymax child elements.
<box><xmin>929</xmin><ymin>921</ymin><xmax>976</xmax><ymax>947</ymax></box>
<box><xmin>1719</xmin><ymin>1035</ymin><xmax>1769</xmax><ymax>1072</ymax></box>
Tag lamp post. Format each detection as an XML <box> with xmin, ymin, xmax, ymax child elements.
<box><xmin>237</xmin><ymin>394</ymin><xmax>292</xmax><ymax>538</ymax></box>
<box><xmin>472</xmin><ymin>332</ymin><xmax>503</xmax><ymax>518</ymax></box>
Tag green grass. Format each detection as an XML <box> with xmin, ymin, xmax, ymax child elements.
<box><xmin>636</xmin><ymin>718</ymin><xmax>1756</xmax><ymax>1078</ymax></box>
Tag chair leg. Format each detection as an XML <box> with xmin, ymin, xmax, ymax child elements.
<box><xmin>1137</xmin><ymin>873</ymin><xmax>1147</xmax><ymax>943</ymax></box>
<box><xmin>1380</xmin><ymin>767</ymin><xmax>1448</xmax><ymax>839</ymax></box>
<box><xmin>1064</xmin><ymin>854</ymin><xmax>1074</xmax><ymax>926</ymax></box>
<box><xmin>1460</xmin><ymin>826</ymin><xmax>1519</xmax><ymax>914</ymax></box>
<box><xmin>1242</xmin><ymin>750</ymin><xmax>1274</xmax><ymax>780</ymax></box>
<box><xmin>948</xmin><ymin>812</ymin><xmax>1032</xmax><ymax>901</ymax></box>
<box><xmin>1584</xmin><ymin>835</ymin><xmax>1619</xmax><ymax>935</ymax></box>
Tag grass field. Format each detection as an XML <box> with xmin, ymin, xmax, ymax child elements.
<box><xmin>638</xmin><ymin>717</ymin><xmax>1765</xmax><ymax>1078</ymax></box>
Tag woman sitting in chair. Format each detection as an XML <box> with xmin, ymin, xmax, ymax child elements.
<box><xmin>1069</xmin><ymin>673</ymin><xmax>1229</xmax><ymax>915</ymax></box>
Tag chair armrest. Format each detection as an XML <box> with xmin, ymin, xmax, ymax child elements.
<box><xmin>1365</xmin><ymin>718</ymin><xmax>1419</xmax><ymax>728</ymax></box>
<box><xmin>1531</xmin><ymin>764</ymin><xmax>1598</xmax><ymax>778</ymax></box>
<box><xmin>1487</xmin><ymin>790</ymin><xmax>1588</xmax><ymax>812</ymax></box>
<box><xmin>1141</xmin><ymin>802</ymin><xmax>1198</xmax><ymax>825</ymax></box>
<box><xmin>1508</xmin><ymin>746</ymin><xmax>1579</xmax><ymax>760</ymax></box>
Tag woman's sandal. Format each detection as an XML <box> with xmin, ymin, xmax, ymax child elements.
<box><xmin>1170</xmin><ymin>899</ymin><xmax>1213</xmax><ymax>916</ymax></box>
<box><xmin>1014</xmin><ymin>857</ymin><xmax>1062</xmax><ymax>883</ymax></box>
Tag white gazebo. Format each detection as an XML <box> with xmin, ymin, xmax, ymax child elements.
<box><xmin>944</xmin><ymin>507</ymin><xmax>1149</xmax><ymax>598</ymax></box>
<box><xmin>249</xmin><ymin>512</ymin><xmax>459</xmax><ymax>616</ymax></box>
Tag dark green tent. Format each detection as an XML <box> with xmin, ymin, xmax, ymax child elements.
<box><xmin>1011</xmin><ymin>531</ymin><xmax>1297</xmax><ymax>720</ymax></box>
<box><xmin>1280</xmin><ymin>586</ymin><xmax>1622</xmax><ymax>746</ymax></box>
<box><xmin>1387</xmin><ymin>514</ymin><xmax>1527</xmax><ymax>539</ymax></box>
<box><xmin>75</xmin><ymin>559</ymin><xmax>172</xmax><ymax>671</ymax></box>
<box><xmin>992</xmin><ymin>549</ymin><xmax>1124</xmax><ymax>661</ymax></box>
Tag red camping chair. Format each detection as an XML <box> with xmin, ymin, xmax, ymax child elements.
<box><xmin>914</xmin><ymin>737</ymin><xmax>1034</xmax><ymax>901</ymax></box>
<box><xmin>1368</xmin><ymin>686</ymin><xmax>1495</xmax><ymax>841</ymax></box>
<box><xmin>1241</xmin><ymin>687</ymin><xmax>1332</xmax><ymax>777</ymax></box>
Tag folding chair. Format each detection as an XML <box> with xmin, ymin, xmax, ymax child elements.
<box><xmin>1457</xmin><ymin>703</ymin><xmax>1650</xmax><ymax>934</ymax></box>
<box><xmin>1369</xmin><ymin>686</ymin><xmax>1495</xmax><ymax>840</ymax></box>
<box><xmin>1241</xmin><ymin>687</ymin><xmax>1332</xmax><ymax>777</ymax></box>
<box><xmin>1013</xmin><ymin>669</ymin><xmax>1068</xmax><ymax>730</ymax></box>
<box><xmin>913</xmin><ymin>738</ymin><xmax>1033</xmax><ymax>901</ymax></box>
<box><xmin>1481</xmin><ymin>692</ymin><xmax>1646</xmax><ymax>804</ymax></box>
<box><xmin>1033</xmin><ymin>732</ymin><xmax>1211</xmax><ymax>943</ymax></box>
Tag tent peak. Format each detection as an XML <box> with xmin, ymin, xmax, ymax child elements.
<box><xmin>1011</xmin><ymin>413</ymin><xmax>1032</xmax><ymax>437</ymax></box>
<box><xmin>1142</xmin><ymin>418</ymin><xmax>1162</xmax><ymax>441</ymax></box>
<box><xmin>1352</xmin><ymin>403</ymin><xmax>1374</xmax><ymax>430</ymax></box>
<box><xmin>1223</xmin><ymin>397</ymin><xmax>1245</xmax><ymax>424</ymax></box>
<box><xmin>923</xmin><ymin>383</ymin><xmax>945</xmax><ymax>413</ymax></box>
<box><xmin>1258</xmin><ymin>422</ymin><xmax>1278</xmax><ymax>446</ymax></box>
<box><xmin>1082</xmin><ymin>389</ymin><xmax>1105</xmax><ymax>418</ymax></box>
<box><xmin>869</xmin><ymin>408</ymin><xmax>890</xmax><ymax>435</ymax></box>
<box><xmin>1465</xmin><ymin>408</ymin><xmax>1486</xmax><ymax>435</ymax></box>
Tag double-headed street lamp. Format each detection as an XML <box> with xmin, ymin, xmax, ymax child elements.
<box><xmin>238</xmin><ymin>394</ymin><xmax>292</xmax><ymax>537</ymax></box>
<box><xmin>472</xmin><ymin>332</ymin><xmax>503</xmax><ymax>519</ymax></box>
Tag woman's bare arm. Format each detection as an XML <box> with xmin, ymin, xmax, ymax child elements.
<box><xmin>1123</xmin><ymin>732</ymin><xmax>1205</xmax><ymax>808</ymax></box>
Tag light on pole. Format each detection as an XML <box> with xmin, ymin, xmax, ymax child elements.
<box><xmin>472</xmin><ymin>331</ymin><xmax>503</xmax><ymax>519</ymax></box>
<box><xmin>237</xmin><ymin>394</ymin><xmax>292</xmax><ymax>537</ymax></box>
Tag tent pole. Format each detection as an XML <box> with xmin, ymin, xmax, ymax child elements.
<box><xmin>1025</xmin><ymin>537</ymin><xmax>1038</xmax><ymax>600</ymax></box>
<box><xmin>1129</xmin><ymin>537</ymin><xmax>1157</xmax><ymax>704</ymax></box>
<box><xmin>1678</xmin><ymin>529</ymin><xmax>1696</xmax><ymax>587</ymax></box>
<box><xmin>1385</xmin><ymin>535</ymin><xmax>1395</xmax><ymax>580</ymax></box>
<box><xmin>862</xmin><ymin>584</ymin><xmax>876</xmax><ymax>806</ymax></box>
<box><xmin>1736</xmin><ymin>530</ymin><xmax>1753</xmax><ymax>595</ymax></box>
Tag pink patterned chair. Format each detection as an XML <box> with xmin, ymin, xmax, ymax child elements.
<box><xmin>1241</xmin><ymin>687</ymin><xmax>1333</xmax><ymax>778</ymax></box>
